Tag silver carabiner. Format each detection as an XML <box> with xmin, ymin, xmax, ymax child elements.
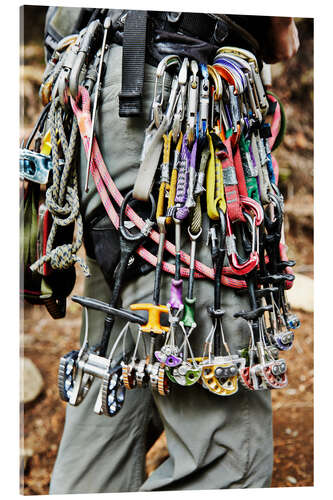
<box><xmin>56</xmin><ymin>28</ymin><xmax>87</xmax><ymax>108</ymax></box>
<box><xmin>172</xmin><ymin>58</ymin><xmax>189</xmax><ymax>141</ymax></box>
<box><xmin>186</xmin><ymin>60</ymin><xmax>199</xmax><ymax>145</ymax></box>
<box><xmin>69</xmin><ymin>20</ymin><xmax>103</xmax><ymax>100</ymax></box>
<box><xmin>152</xmin><ymin>55</ymin><xmax>181</xmax><ymax>127</ymax></box>
<box><xmin>199</xmin><ymin>64</ymin><xmax>209</xmax><ymax>135</ymax></box>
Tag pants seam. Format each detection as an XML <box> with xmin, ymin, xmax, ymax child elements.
<box><xmin>243</xmin><ymin>391</ymin><xmax>251</xmax><ymax>479</ymax></box>
<box><xmin>131</xmin><ymin>395</ymin><xmax>153</xmax><ymax>491</ymax></box>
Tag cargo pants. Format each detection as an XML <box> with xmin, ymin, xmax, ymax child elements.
<box><xmin>49</xmin><ymin>44</ymin><xmax>273</xmax><ymax>494</ymax></box>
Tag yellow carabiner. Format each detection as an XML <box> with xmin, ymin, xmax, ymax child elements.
<box><xmin>206</xmin><ymin>131</ymin><xmax>226</xmax><ymax>220</ymax></box>
<box><xmin>207</xmin><ymin>65</ymin><xmax>223</xmax><ymax>100</ymax></box>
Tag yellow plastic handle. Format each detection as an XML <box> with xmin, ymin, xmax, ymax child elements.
<box><xmin>130</xmin><ymin>303</ymin><xmax>169</xmax><ymax>334</ymax></box>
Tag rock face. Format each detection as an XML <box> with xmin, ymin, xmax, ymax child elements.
<box><xmin>21</xmin><ymin>357</ymin><xmax>44</xmax><ymax>403</ymax></box>
<box><xmin>287</xmin><ymin>273</ymin><xmax>313</xmax><ymax>313</ymax></box>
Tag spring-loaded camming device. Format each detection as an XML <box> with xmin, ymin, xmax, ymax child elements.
<box><xmin>129</xmin><ymin>213</ymin><xmax>171</xmax><ymax>396</ymax></box>
<box><xmin>170</xmin><ymin>225</ymin><xmax>202</xmax><ymax>386</ymax></box>
<box><xmin>58</xmin><ymin>297</ymin><xmax>145</xmax><ymax>414</ymax></box>
<box><xmin>157</xmin><ymin>160</ymin><xmax>192</xmax><ymax>371</ymax></box>
<box><xmin>58</xmin><ymin>190</ymin><xmax>155</xmax><ymax>411</ymax></box>
<box><xmin>201</xmin><ymin>210</ymin><xmax>241</xmax><ymax>396</ymax></box>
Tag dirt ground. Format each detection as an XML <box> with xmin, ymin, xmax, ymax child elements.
<box><xmin>20</xmin><ymin>11</ymin><xmax>314</xmax><ymax>496</ymax></box>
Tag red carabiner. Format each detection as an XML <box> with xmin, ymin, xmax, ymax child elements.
<box><xmin>240</xmin><ymin>196</ymin><xmax>264</xmax><ymax>226</ymax></box>
<box><xmin>225</xmin><ymin>213</ymin><xmax>259</xmax><ymax>276</ymax></box>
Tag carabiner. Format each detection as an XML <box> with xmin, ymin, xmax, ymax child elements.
<box><xmin>217</xmin><ymin>46</ymin><xmax>268</xmax><ymax>114</ymax></box>
<box><xmin>207</xmin><ymin>65</ymin><xmax>223</xmax><ymax>100</ymax></box>
<box><xmin>213</xmin><ymin>63</ymin><xmax>240</xmax><ymax>93</ymax></box>
<box><xmin>69</xmin><ymin>19</ymin><xmax>103</xmax><ymax>99</ymax></box>
<box><xmin>186</xmin><ymin>60</ymin><xmax>199</xmax><ymax>146</ymax></box>
<box><xmin>240</xmin><ymin>195</ymin><xmax>264</xmax><ymax>226</ymax></box>
<box><xmin>153</xmin><ymin>55</ymin><xmax>181</xmax><ymax>127</ymax></box>
<box><xmin>171</xmin><ymin>58</ymin><xmax>189</xmax><ymax>141</ymax></box>
<box><xmin>57</xmin><ymin>28</ymin><xmax>87</xmax><ymax>108</ymax></box>
<box><xmin>119</xmin><ymin>190</ymin><xmax>156</xmax><ymax>242</ymax></box>
<box><xmin>213</xmin><ymin>58</ymin><xmax>246</xmax><ymax>94</ymax></box>
<box><xmin>199</xmin><ymin>63</ymin><xmax>210</xmax><ymax>135</ymax></box>
<box><xmin>225</xmin><ymin>213</ymin><xmax>259</xmax><ymax>275</ymax></box>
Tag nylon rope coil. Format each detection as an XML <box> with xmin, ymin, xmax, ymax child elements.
<box><xmin>31</xmin><ymin>96</ymin><xmax>90</xmax><ymax>277</ymax></box>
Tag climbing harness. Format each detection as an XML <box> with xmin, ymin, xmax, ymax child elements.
<box><xmin>23</xmin><ymin>10</ymin><xmax>301</xmax><ymax>417</ymax></box>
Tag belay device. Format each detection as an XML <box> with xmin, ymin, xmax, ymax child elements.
<box><xmin>22</xmin><ymin>11</ymin><xmax>301</xmax><ymax>416</ymax></box>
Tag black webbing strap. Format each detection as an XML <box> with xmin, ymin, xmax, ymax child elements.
<box><xmin>119</xmin><ymin>10</ymin><xmax>148</xmax><ymax>117</ymax></box>
<box><xmin>177</xmin><ymin>12</ymin><xmax>217</xmax><ymax>41</ymax></box>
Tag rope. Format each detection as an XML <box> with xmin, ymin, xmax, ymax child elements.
<box><xmin>30</xmin><ymin>96</ymin><xmax>90</xmax><ymax>277</ymax></box>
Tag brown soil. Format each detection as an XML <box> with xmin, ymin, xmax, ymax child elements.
<box><xmin>20</xmin><ymin>12</ymin><xmax>314</xmax><ymax>496</ymax></box>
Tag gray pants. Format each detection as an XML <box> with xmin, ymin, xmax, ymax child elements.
<box><xmin>49</xmin><ymin>44</ymin><xmax>273</xmax><ymax>494</ymax></box>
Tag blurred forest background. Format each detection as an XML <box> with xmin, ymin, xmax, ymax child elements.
<box><xmin>20</xmin><ymin>6</ymin><xmax>314</xmax><ymax>495</ymax></box>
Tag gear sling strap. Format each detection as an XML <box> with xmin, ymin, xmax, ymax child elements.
<box><xmin>118</xmin><ymin>11</ymin><xmax>148</xmax><ymax>117</ymax></box>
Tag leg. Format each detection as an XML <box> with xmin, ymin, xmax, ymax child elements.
<box><xmin>49</xmin><ymin>258</ymin><xmax>154</xmax><ymax>494</ymax></box>
<box><xmin>50</xmin><ymin>44</ymin><xmax>165</xmax><ymax>495</ymax></box>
